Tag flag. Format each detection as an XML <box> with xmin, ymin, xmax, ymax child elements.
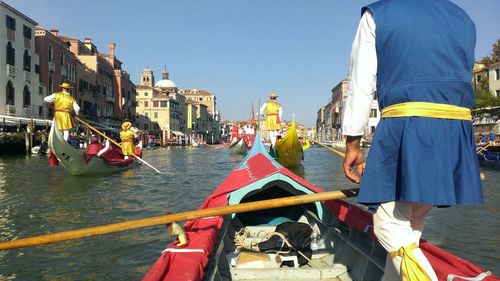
<box><xmin>250</xmin><ymin>100</ymin><xmax>255</xmax><ymax>123</ymax></box>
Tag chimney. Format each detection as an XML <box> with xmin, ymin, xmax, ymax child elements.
<box><xmin>49</xmin><ymin>29</ymin><xmax>59</xmax><ymax>36</ymax></box>
<box><xmin>108</xmin><ymin>42</ymin><xmax>116</xmax><ymax>57</ymax></box>
<box><xmin>84</xmin><ymin>37</ymin><xmax>92</xmax><ymax>51</ymax></box>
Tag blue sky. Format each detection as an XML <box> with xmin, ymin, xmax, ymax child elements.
<box><xmin>8</xmin><ymin>0</ymin><xmax>500</xmax><ymax>127</ymax></box>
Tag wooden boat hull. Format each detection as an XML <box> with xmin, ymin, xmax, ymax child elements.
<box><xmin>48</xmin><ymin>121</ymin><xmax>141</xmax><ymax>176</ymax></box>
<box><xmin>144</xmin><ymin>134</ymin><xmax>496</xmax><ymax>281</ymax></box>
<box><xmin>229</xmin><ymin>138</ymin><xmax>247</xmax><ymax>155</ymax></box>
<box><xmin>478</xmin><ymin>152</ymin><xmax>500</xmax><ymax>169</ymax></box>
<box><xmin>274</xmin><ymin>121</ymin><xmax>303</xmax><ymax>168</ymax></box>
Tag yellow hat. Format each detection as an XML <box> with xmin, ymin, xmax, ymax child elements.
<box><xmin>269</xmin><ymin>92</ymin><xmax>279</xmax><ymax>98</ymax></box>
<box><xmin>122</xmin><ymin>121</ymin><xmax>132</xmax><ymax>130</ymax></box>
<box><xmin>60</xmin><ymin>82</ymin><xmax>72</xmax><ymax>89</ymax></box>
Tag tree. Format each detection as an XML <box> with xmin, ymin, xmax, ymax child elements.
<box><xmin>480</xmin><ymin>38</ymin><xmax>500</xmax><ymax>67</ymax></box>
<box><xmin>474</xmin><ymin>89</ymin><xmax>500</xmax><ymax>109</ymax></box>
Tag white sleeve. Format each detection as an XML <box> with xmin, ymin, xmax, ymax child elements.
<box><xmin>341</xmin><ymin>11</ymin><xmax>377</xmax><ymax>136</ymax></box>
<box><xmin>259</xmin><ymin>103</ymin><xmax>266</xmax><ymax>115</ymax></box>
<box><xmin>73</xmin><ymin>101</ymin><xmax>80</xmax><ymax>115</ymax></box>
<box><xmin>44</xmin><ymin>94</ymin><xmax>55</xmax><ymax>103</ymax></box>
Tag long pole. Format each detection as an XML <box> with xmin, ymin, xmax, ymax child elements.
<box><xmin>74</xmin><ymin>116</ymin><xmax>163</xmax><ymax>174</ymax></box>
<box><xmin>0</xmin><ymin>188</ymin><xmax>358</xmax><ymax>251</ymax></box>
<box><xmin>301</xmin><ymin>134</ymin><xmax>346</xmax><ymax>158</ymax></box>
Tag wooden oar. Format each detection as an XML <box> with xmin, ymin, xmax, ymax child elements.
<box><xmin>301</xmin><ymin>134</ymin><xmax>346</xmax><ymax>158</ymax></box>
<box><xmin>74</xmin><ymin>116</ymin><xmax>163</xmax><ymax>174</ymax></box>
<box><xmin>0</xmin><ymin>188</ymin><xmax>358</xmax><ymax>250</ymax></box>
<box><xmin>476</xmin><ymin>143</ymin><xmax>491</xmax><ymax>154</ymax></box>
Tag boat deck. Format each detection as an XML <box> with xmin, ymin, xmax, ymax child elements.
<box><xmin>205</xmin><ymin>211</ymin><xmax>385</xmax><ymax>281</ymax></box>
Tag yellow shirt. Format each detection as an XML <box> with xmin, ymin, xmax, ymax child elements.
<box><xmin>265</xmin><ymin>101</ymin><xmax>281</xmax><ymax>130</ymax></box>
<box><xmin>53</xmin><ymin>93</ymin><xmax>75</xmax><ymax>130</ymax></box>
<box><xmin>120</xmin><ymin>130</ymin><xmax>135</xmax><ymax>156</ymax></box>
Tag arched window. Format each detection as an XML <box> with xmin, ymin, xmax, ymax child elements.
<box><xmin>23</xmin><ymin>49</ymin><xmax>31</xmax><ymax>71</ymax></box>
<box><xmin>48</xmin><ymin>44</ymin><xmax>53</xmax><ymax>62</ymax></box>
<box><xmin>6</xmin><ymin>81</ymin><xmax>15</xmax><ymax>105</ymax></box>
<box><xmin>6</xmin><ymin>42</ymin><xmax>15</xmax><ymax>66</ymax></box>
<box><xmin>23</xmin><ymin>86</ymin><xmax>31</xmax><ymax>108</ymax></box>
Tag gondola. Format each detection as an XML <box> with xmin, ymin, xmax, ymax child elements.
<box><xmin>229</xmin><ymin>137</ymin><xmax>247</xmax><ymax>155</ymax></box>
<box><xmin>477</xmin><ymin>151</ymin><xmax>500</xmax><ymax>169</ymax></box>
<box><xmin>144</xmin><ymin>133</ymin><xmax>496</xmax><ymax>281</ymax></box>
<box><xmin>48</xmin><ymin>121</ymin><xmax>142</xmax><ymax>176</ymax></box>
<box><xmin>272</xmin><ymin>121</ymin><xmax>304</xmax><ymax>168</ymax></box>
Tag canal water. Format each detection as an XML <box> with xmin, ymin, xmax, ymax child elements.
<box><xmin>0</xmin><ymin>145</ymin><xmax>498</xmax><ymax>280</ymax></box>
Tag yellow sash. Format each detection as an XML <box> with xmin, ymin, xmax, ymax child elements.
<box><xmin>390</xmin><ymin>243</ymin><xmax>432</xmax><ymax>281</ymax></box>
<box><xmin>381</xmin><ymin>102</ymin><xmax>471</xmax><ymax>120</ymax></box>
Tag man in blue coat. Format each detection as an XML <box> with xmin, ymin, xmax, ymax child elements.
<box><xmin>342</xmin><ymin>0</ymin><xmax>483</xmax><ymax>280</ymax></box>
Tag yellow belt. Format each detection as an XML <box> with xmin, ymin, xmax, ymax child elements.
<box><xmin>381</xmin><ymin>102</ymin><xmax>471</xmax><ymax>120</ymax></box>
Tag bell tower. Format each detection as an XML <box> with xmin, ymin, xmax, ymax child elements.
<box><xmin>140</xmin><ymin>67</ymin><xmax>154</xmax><ymax>87</ymax></box>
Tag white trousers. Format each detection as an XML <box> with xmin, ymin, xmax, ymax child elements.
<box><xmin>373</xmin><ymin>201</ymin><xmax>438</xmax><ymax>281</ymax></box>
<box><xmin>269</xmin><ymin>130</ymin><xmax>279</xmax><ymax>146</ymax></box>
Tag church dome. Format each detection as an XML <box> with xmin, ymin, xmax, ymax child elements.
<box><xmin>154</xmin><ymin>79</ymin><xmax>177</xmax><ymax>88</ymax></box>
<box><xmin>154</xmin><ymin>68</ymin><xmax>177</xmax><ymax>89</ymax></box>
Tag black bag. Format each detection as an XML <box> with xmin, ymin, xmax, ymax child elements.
<box><xmin>257</xmin><ymin>222</ymin><xmax>313</xmax><ymax>266</ymax></box>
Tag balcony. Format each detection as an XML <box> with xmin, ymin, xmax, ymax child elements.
<box><xmin>24</xmin><ymin>71</ymin><xmax>31</xmax><ymax>82</ymax></box>
<box><xmin>23</xmin><ymin>107</ymin><xmax>32</xmax><ymax>117</ymax></box>
<box><xmin>61</xmin><ymin>66</ymin><xmax>68</xmax><ymax>77</ymax></box>
<box><xmin>6</xmin><ymin>64</ymin><xmax>15</xmax><ymax>78</ymax></box>
<box><xmin>48</xmin><ymin>62</ymin><xmax>55</xmax><ymax>72</ymax></box>
<box><xmin>105</xmin><ymin>95</ymin><xmax>115</xmax><ymax>103</ymax></box>
<box><xmin>6</xmin><ymin>105</ymin><xmax>16</xmax><ymax>116</ymax></box>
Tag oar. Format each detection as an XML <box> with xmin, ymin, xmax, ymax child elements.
<box><xmin>301</xmin><ymin>134</ymin><xmax>346</xmax><ymax>158</ymax></box>
<box><xmin>0</xmin><ymin>188</ymin><xmax>358</xmax><ymax>250</ymax></box>
<box><xmin>74</xmin><ymin>116</ymin><xmax>163</xmax><ymax>174</ymax></box>
<box><xmin>476</xmin><ymin>143</ymin><xmax>491</xmax><ymax>154</ymax></box>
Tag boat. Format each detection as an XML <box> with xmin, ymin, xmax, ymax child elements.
<box><xmin>229</xmin><ymin>137</ymin><xmax>247</xmax><ymax>155</ymax></box>
<box><xmin>273</xmin><ymin>121</ymin><xmax>303</xmax><ymax>168</ymax></box>
<box><xmin>477</xmin><ymin>151</ymin><xmax>500</xmax><ymax>169</ymax></box>
<box><xmin>144</xmin><ymin>134</ymin><xmax>497</xmax><ymax>281</ymax></box>
<box><xmin>48</xmin><ymin>121</ymin><xmax>142</xmax><ymax>176</ymax></box>
<box><xmin>243</xmin><ymin>133</ymin><xmax>256</xmax><ymax>150</ymax></box>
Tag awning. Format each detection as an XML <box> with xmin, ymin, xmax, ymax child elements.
<box><xmin>171</xmin><ymin>131</ymin><xmax>185</xmax><ymax>136</ymax></box>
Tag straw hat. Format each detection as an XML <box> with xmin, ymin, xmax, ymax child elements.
<box><xmin>269</xmin><ymin>92</ymin><xmax>279</xmax><ymax>98</ymax></box>
<box><xmin>60</xmin><ymin>82</ymin><xmax>72</xmax><ymax>89</ymax></box>
<box><xmin>122</xmin><ymin>121</ymin><xmax>132</xmax><ymax>130</ymax></box>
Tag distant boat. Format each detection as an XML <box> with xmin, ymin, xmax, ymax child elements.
<box><xmin>229</xmin><ymin>137</ymin><xmax>247</xmax><ymax>155</ymax></box>
<box><xmin>273</xmin><ymin>121</ymin><xmax>304</xmax><ymax>168</ymax></box>
<box><xmin>477</xmin><ymin>146</ymin><xmax>500</xmax><ymax>169</ymax></box>
<box><xmin>48</xmin><ymin>121</ymin><xmax>142</xmax><ymax>176</ymax></box>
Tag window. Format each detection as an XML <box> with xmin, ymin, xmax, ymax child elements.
<box><xmin>145</xmin><ymin>112</ymin><xmax>149</xmax><ymax>118</ymax></box>
<box><xmin>23</xmin><ymin>50</ymin><xmax>31</xmax><ymax>71</ymax></box>
<box><xmin>39</xmin><ymin>86</ymin><xmax>43</xmax><ymax>96</ymax></box>
<box><xmin>48</xmin><ymin>73</ymin><xmax>53</xmax><ymax>94</ymax></box>
<box><xmin>370</xmin><ymin>109</ymin><xmax>377</xmax><ymax>118</ymax></box>
<box><xmin>144</xmin><ymin>101</ymin><xmax>149</xmax><ymax>107</ymax></box>
<box><xmin>23</xmin><ymin>25</ymin><xmax>31</xmax><ymax>39</ymax></box>
<box><xmin>6</xmin><ymin>81</ymin><xmax>15</xmax><ymax>105</ymax></box>
<box><xmin>60</xmin><ymin>52</ymin><xmax>65</xmax><ymax>66</ymax></box>
<box><xmin>160</xmin><ymin>101</ymin><xmax>168</xmax><ymax>107</ymax></box>
<box><xmin>48</xmin><ymin>45</ymin><xmax>53</xmax><ymax>62</ymax></box>
<box><xmin>144</xmin><ymin>92</ymin><xmax>148</xmax><ymax>96</ymax></box>
<box><xmin>35</xmin><ymin>64</ymin><xmax>39</xmax><ymax>73</ymax></box>
<box><xmin>496</xmin><ymin>90</ymin><xmax>500</xmax><ymax>97</ymax></box>
<box><xmin>154</xmin><ymin>112</ymin><xmax>158</xmax><ymax>119</ymax></box>
<box><xmin>6</xmin><ymin>42</ymin><xmax>15</xmax><ymax>65</ymax></box>
<box><xmin>153</xmin><ymin>101</ymin><xmax>159</xmax><ymax>107</ymax></box>
<box><xmin>6</xmin><ymin>15</ymin><xmax>15</xmax><ymax>30</ymax></box>
<box><xmin>373</xmin><ymin>91</ymin><xmax>377</xmax><ymax>100</ymax></box>
<box><xmin>23</xmin><ymin>86</ymin><xmax>31</xmax><ymax>108</ymax></box>
<box><xmin>496</xmin><ymin>68</ymin><xmax>499</xmax><ymax>80</ymax></box>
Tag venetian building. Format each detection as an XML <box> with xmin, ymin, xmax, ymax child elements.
<box><xmin>1</xmin><ymin>2</ymin><xmax>43</xmax><ymax>119</ymax></box>
<box><xmin>178</xmin><ymin>88</ymin><xmax>219</xmax><ymax>142</ymax></box>
<box><xmin>135</xmin><ymin>68</ymin><xmax>186</xmax><ymax>145</ymax></box>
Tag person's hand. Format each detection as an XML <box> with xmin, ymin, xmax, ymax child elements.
<box><xmin>343</xmin><ymin>136</ymin><xmax>365</xmax><ymax>184</ymax></box>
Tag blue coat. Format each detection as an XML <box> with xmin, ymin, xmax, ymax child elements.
<box><xmin>358</xmin><ymin>0</ymin><xmax>483</xmax><ymax>206</ymax></box>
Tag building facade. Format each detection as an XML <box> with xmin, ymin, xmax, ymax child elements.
<box><xmin>1</xmin><ymin>2</ymin><xmax>43</xmax><ymax>118</ymax></box>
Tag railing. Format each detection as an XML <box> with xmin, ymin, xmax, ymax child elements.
<box><xmin>6</xmin><ymin>105</ymin><xmax>16</xmax><ymax>116</ymax></box>
<box><xmin>24</xmin><ymin>71</ymin><xmax>31</xmax><ymax>82</ymax></box>
<box><xmin>6</xmin><ymin>64</ymin><xmax>15</xmax><ymax>78</ymax></box>
<box><xmin>48</xmin><ymin>62</ymin><xmax>55</xmax><ymax>72</ymax></box>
